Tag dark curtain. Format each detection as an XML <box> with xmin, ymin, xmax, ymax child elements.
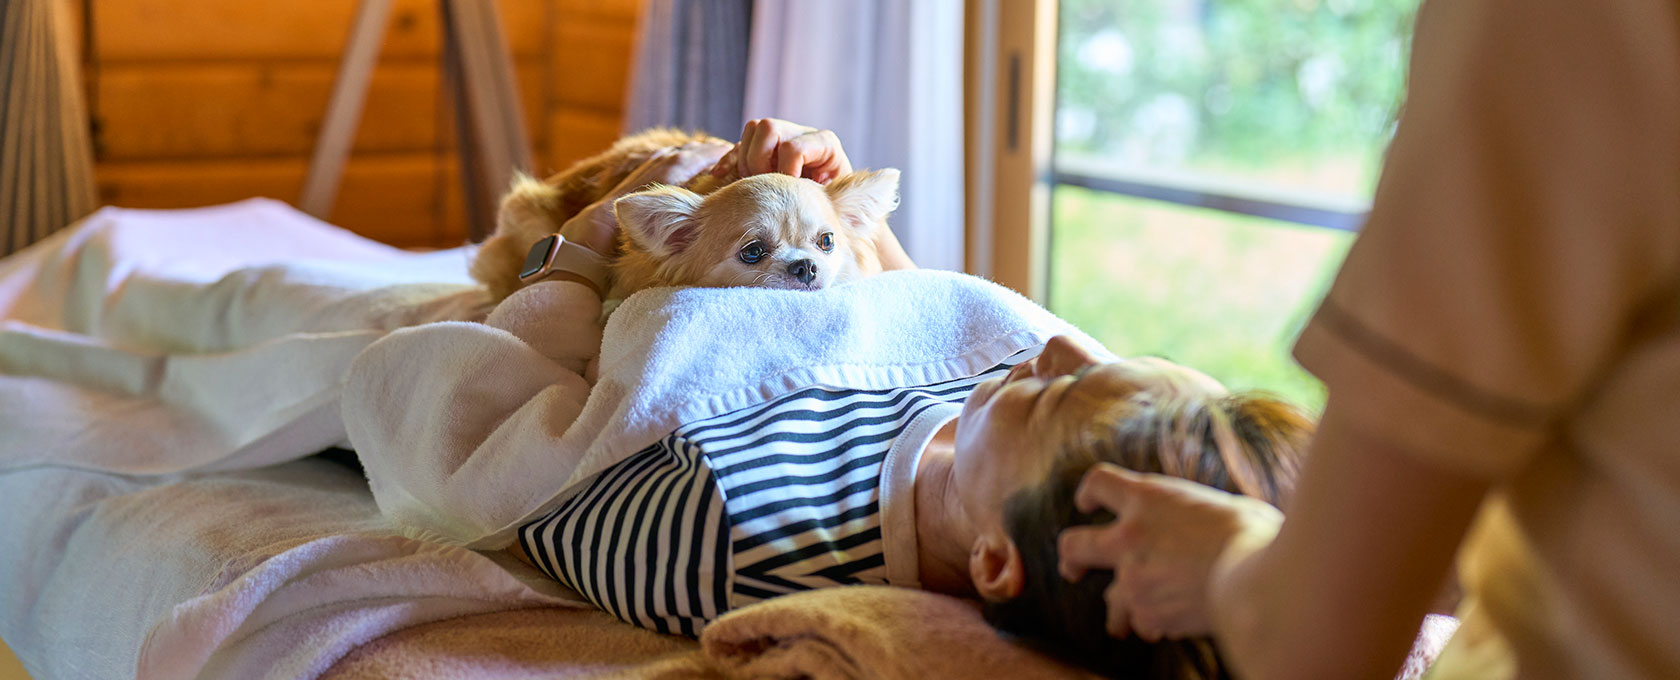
<box><xmin>1</xmin><ymin>0</ymin><xmax>98</xmax><ymax>257</ymax></box>
<box><xmin>623</xmin><ymin>0</ymin><xmax>754</xmax><ymax>140</ymax></box>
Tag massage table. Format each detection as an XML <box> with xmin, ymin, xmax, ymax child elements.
<box><xmin>0</xmin><ymin>200</ymin><xmax>1119</xmax><ymax>679</ymax></box>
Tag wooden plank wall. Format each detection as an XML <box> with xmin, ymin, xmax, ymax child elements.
<box><xmin>86</xmin><ymin>0</ymin><xmax>641</xmax><ymax>248</ymax></box>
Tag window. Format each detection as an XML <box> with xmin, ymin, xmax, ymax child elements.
<box><xmin>1046</xmin><ymin>0</ymin><xmax>1418</xmax><ymax>408</ymax></box>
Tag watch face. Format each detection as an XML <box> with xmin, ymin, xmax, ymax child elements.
<box><xmin>520</xmin><ymin>234</ymin><xmax>560</xmax><ymax>280</ymax></box>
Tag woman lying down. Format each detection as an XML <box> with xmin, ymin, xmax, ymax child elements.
<box><xmin>524</xmin><ymin>333</ymin><xmax>1304</xmax><ymax>679</ymax></box>
<box><xmin>343</xmin><ymin>120</ymin><xmax>1402</xmax><ymax>679</ymax></box>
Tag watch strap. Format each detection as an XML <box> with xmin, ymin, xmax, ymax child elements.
<box><xmin>519</xmin><ymin>233</ymin><xmax>611</xmax><ymax>293</ymax></box>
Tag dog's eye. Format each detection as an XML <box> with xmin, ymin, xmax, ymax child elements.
<box><xmin>817</xmin><ymin>232</ymin><xmax>835</xmax><ymax>253</ymax></box>
<box><xmin>738</xmin><ymin>241</ymin><xmax>769</xmax><ymax>264</ymax></box>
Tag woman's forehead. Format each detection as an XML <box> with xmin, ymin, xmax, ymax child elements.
<box><xmin>1097</xmin><ymin>357</ymin><xmax>1227</xmax><ymax>396</ymax></box>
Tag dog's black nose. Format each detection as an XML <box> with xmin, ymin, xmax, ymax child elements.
<box><xmin>787</xmin><ymin>259</ymin><xmax>817</xmax><ymax>284</ymax></box>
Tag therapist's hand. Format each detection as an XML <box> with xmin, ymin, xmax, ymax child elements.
<box><xmin>1057</xmin><ymin>463</ymin><xmax>1283</xmax><ymax>642</ymax></box>
<box><xmin>560</xmin><ymin>141</ymin><xmax>729</xmax><ymax>256</ymax></box>
<box><xmin>711</xmin><ymin>118</ymin><xmax>852</xmax><ymax>183</ymax></box>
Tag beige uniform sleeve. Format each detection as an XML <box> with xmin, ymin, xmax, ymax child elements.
<box><xmin>1294</xmin><ymin>0</ymin><xmax>1680</xmax><ymax>478</ymax></box>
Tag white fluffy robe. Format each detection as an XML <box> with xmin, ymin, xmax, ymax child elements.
<box><xmin>345</xmin><ymin>267</ymin><xmax>1100</xmax><ymax>549</ymax></box>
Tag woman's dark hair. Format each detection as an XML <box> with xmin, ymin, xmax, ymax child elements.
<box><xmin>982</xmin><ymin>391</ymin><xmax>1313</xmax><ymax>679</ymax></box>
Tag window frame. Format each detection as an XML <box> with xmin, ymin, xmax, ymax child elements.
<box><xmin>968</xmin><ymin>0</ymin><xmax>1376</xmax><ymax>303</ymax></box>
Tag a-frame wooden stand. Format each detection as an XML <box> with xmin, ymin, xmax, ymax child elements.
<box><xmin>300</xmin><ymin>0</ymin><xmax>533</xmax><ymax>242</ymax></box>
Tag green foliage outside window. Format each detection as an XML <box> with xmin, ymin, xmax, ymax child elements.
<box><xmin>1056</xmin><ymin>0</ymin><xmax>1417</xmax><ymax>196</ymax></box>
<box><xmin>1049</xmin><ymin>0</ymin><xmax>1418</xmax><ymax>410</ymax></box>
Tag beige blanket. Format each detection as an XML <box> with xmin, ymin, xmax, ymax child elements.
<box><xmin>321</xmin><ymin>587</ymin><xmax>1100</xmax><ymax>680</ymax></box>
<box><xmin>321</xmin><ymin>607</ymin><xmax>704</xmax><ymax>680</ymax></box>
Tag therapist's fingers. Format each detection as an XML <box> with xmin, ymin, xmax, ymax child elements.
<box><xmin>1103</xmin><ymin>576</ymin><xmax>1134</xmax><ymax>639</ymax></box>
<box><xmin>1065</xmin><ymin>526</ymin><xmax>1170</xmax><ymax>640</ymax></box>
<box><xmin>1073</xmin><ymin>462</ymin><xmax>1144</xmax><ymax>514</ymax></box>
<box><xmin>1057</xmin><ymin>464</ymin><xmax>1146</xmax><ymax>581</ymax></box>
<box><xmin>1120</xmin><ymin>564</ymin><xmax>1181</xmax><ymax>642</ymax></box>
<box><xmin>1057</xmin><ymin>522</ymin><xmax>1121</xmax><ymax>581</ymax></box>
<box><xmin>1126</xmin><ymin>565</ymin><xmax>1217</xmax><ymax>641</ymax></box>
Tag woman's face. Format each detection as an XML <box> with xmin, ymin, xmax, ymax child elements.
<box><xmin>952</xmin><ymin>335</ymin><xmax>1226</xmax><ymax>533</ymax></box>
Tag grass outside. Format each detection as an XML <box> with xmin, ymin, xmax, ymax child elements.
<box><xmin>1047</xmin><ymin>185</ymin><xmax>1354</xmax><ymax>411</ymax></box>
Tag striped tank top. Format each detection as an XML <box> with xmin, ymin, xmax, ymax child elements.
<box><xmin>517</xmin><ymin>351</ymin><xmax>1032</xmax><ymax>637</ymax></box>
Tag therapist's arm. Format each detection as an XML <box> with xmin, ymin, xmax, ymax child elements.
<box><xmin>1208</xmin><ymin>403</ymin><xmax>1490</xmax><ymax>680</ymax></box>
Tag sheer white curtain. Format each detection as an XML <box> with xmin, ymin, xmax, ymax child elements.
<box><xmin>742</xmin><ymin>0</ymin><xmax>965</xmax><ymax>271</ymax></box>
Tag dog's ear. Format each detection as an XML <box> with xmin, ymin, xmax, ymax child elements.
<box><xmin>826</xmin><ymin>168</ymin><xmax>901</xmax><ymax>235</ymax></box>
<box><xmin>615</xmin><ymin>184</ymin><xmax>704</xmax><ymax>257</ymax></box>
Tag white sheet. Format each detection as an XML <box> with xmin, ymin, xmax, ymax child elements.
<box><xmin>0</xmin><ymin>460</ymin><xmax>583</xmax><ymax>680</ymax></box>
<box><xmin>0</xmin><ymin>199</ymin><xmax>490</xmax><ymax>476</ymax></box>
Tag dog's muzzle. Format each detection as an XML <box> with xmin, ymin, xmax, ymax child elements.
<box><xmin>787</xmin><ymin>259</ymin><xmax>817</xmax><ymax>284</ymax></box>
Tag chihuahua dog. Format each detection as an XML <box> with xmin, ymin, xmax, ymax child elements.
<box><xmin>471</xmin><ymin>128</ymin><xmax>899</xmax><ymax>303</ymax></box>
<box><xmin>609</xmin><ymin>169</ymin><xmax>899</xmax><ymax>297</ymax></box>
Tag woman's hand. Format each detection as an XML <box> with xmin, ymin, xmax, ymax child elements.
<box><xmin>1056</xmin><ymin>463</ymin><xmax>1284</xmax><ymax>642</ymax></box>
<box><xmin>710</xmin><ymin>118</ymin><xmax>852</xmax><ymax>183</ymax></box>
<box><xmin>560</xmin><ymin>141</ymin><xmax>729</xmax><ymax>255</ymax></box>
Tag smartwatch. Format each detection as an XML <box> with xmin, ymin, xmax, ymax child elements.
<box><xmin>519</xmin><ymin>233</ymin><xmax>611</xmax><ymax>293</ymax></box>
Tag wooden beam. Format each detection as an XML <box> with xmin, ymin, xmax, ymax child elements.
<box><xmin>93</xmin><ymin>0</ymin><xmax>547</xmax><ymax>62</ymax></box>
<box><xmin>95</xmin><ymin>61</ymin><xmax>545</xmax><ymax>160</ymax></box>
<box><xmin>301</xmin><ymin>0</ymin><xmax>395</xmax><ymax>219</ymax></box>
<box><xmin>543</xmin><ymin>109</ymin><xmax>620</xmax><ymax>175</ymax></box>
<box><xmin>555</xmin><ymin>0</ymin><xmax>640</xmax><ymax>23</ymax></box>
<box><xmin>550</xmin><ymin>18</ymin><xmax>635</xmax><ymax>113</ymax></box>
<box><xmin>97</xmin><ymin>154</ymin><xmax>469</xmax><ymax>247</ymax></box>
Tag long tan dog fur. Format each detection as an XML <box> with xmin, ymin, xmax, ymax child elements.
<box><xmin>471</xmin><ymin>129</ymin><xmax>731</xmax><ymax>303</ymax></box>
<box><xmin>472</xmin><ymin>128</ymin><xmax>897</xmax><ymax>303</ymax></box>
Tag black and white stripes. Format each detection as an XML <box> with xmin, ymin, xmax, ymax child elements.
<box><xmin>519</xmin><ymin>435</ymin><xmax>731</xmax><ymax>637</ymax></box>
<box><xmin>519</xmin><ymin>351</ymin><xmax>1034</xmax><ymax>636</ymax></box>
